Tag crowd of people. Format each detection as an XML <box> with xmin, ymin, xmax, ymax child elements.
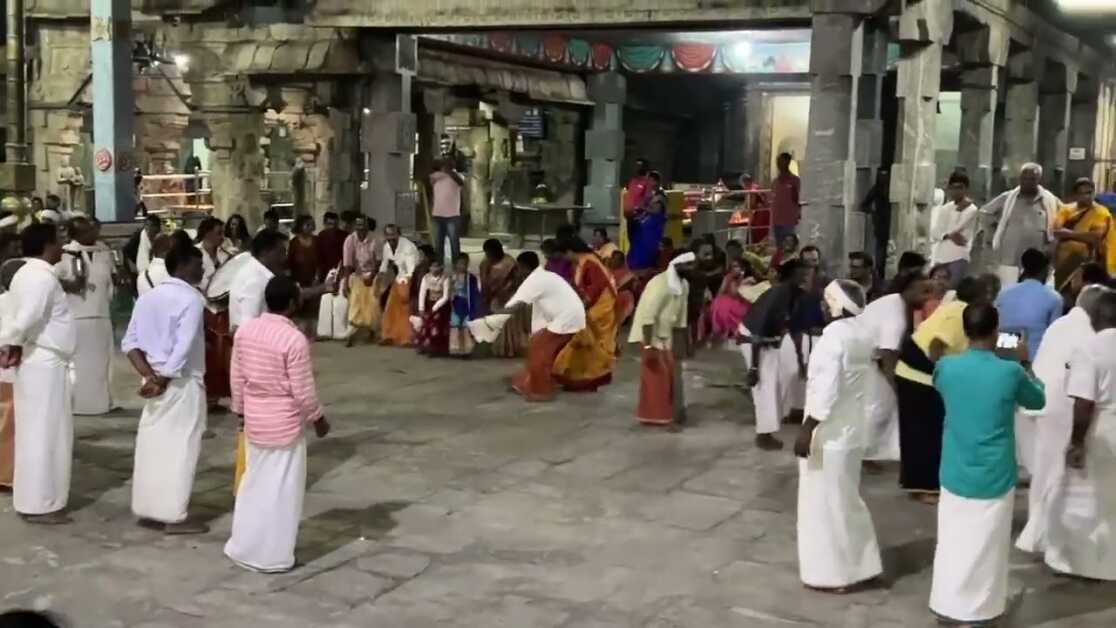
<box><xmin>0</xmin><ymin>156</ymin><xmax>1115</xmax><ymax>626</ymax></box>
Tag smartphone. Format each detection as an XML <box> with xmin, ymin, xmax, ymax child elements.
<box><xmin>996</xmin><ymin>332</ymin><xmax>1022</xmax><ymax>351</ymax></box>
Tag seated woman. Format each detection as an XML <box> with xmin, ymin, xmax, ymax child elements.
<box><xmin>709</xmin><ymin>257</ymin><xmax>756</xmax><ymax>343</ymax></box>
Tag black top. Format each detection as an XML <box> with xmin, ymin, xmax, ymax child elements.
<box><xmin>744</xmin><ymin>282</ymin><xmax>802</xmax><ymax>339</ymax></box>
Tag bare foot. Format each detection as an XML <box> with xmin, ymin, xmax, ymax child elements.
<box><xmin>21</xmin><ymin>511</ymin><xmax>72</xmax><ymax>525</ymax></box>
<box><xmin>165</xmin><ymin>520</ymin><xmax>210</xmax><ymax>535</ymax></box>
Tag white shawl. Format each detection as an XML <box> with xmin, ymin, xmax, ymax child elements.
<box><xmin>991</xmin><ymin>186</ymin><xmax>1059</xmax><ymax>252</ymax></box>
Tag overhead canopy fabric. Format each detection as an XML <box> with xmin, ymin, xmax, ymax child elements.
<box><xmin>417</xmin><ymin>48</ymin><xmax>590</xmax><ymax>105</ymax></box>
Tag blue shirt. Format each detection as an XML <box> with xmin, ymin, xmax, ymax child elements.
<box><xmin>1097</xmin><ymin>191</ymin><xmax>1116</xmax><ymax>214</ymax></box>
<box><xmin>935</xmin><ymin>350</ymin><xmax>1045</xmax><ymax>499</ymax></box>
<box><xmin>994</xmin><ymin>278</ymin><xmax>1062</xmax><ymax>360</ymax></box>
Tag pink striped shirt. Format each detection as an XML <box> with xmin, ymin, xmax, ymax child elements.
<box><xmin>231</xmin><ymin>313</ymin><xmax>323</xmax><ymax>447</ymax></box>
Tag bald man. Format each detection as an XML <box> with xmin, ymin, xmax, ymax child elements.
<box><xmin>56</xmin><ymin>217</ymin><xmax>116</xmax><ymax>415</ymax></box>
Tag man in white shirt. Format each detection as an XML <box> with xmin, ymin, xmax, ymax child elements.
<box><xmin>497</xmin><ymin>251</ymin><xmax>586</xmax><ymax>402</ymax></box>
<box><xmin>930</xmin><ymin>172</ymin><xmax>979</xmax><ymax>288</ymax></box>
<box><xmin>55</xmin><ymin>217</ymin><xmax>116</xmax><ymax>415</ymax></box>
<box><xmin>979</xmin><ymin>163</ymin><xmax>1061</xmax><ymax>288</ymax></box>
<box><xmin>229</xmin><ymin>229</ymin><xmax>287</xmax><ymax>333</ymax></box>
<box><xmin>121</xmin><ymin>244</ymin><xmax>209</xmax><ymax>535</ymax></box>
<box><xmin>136</xmin><ymin>234</ymin><xmax>172</xmax><ymax>296</ymax></box>
<box><xmin>0</xmin><ymin>223</ymin><xmax>77</xmax><ymax>524</ymax></box>
<box><xmin>379</xmin><ymin>224</ymin><xmax>421</xmax><ymax>346</ymax></box>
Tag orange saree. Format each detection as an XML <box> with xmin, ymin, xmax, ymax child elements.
<box><xmin>553</xmin><ymin>254</ymin><xmax>619</xmax><ymax>391</ymax></box>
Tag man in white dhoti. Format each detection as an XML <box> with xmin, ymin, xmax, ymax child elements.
<box><xmin>229</xmin><ymin>229</ymin><xmax>286</xmax><ymax>333</ymax></box>
<box><xmin>858</xmin><ymin>272</ymin><xmax>932</xmax><ymax>465</ymax></box>
<box><xmin>0</xmin><ymin>224</ymin><xmax>76</xmax><ymax>524</ymax></box>
<box><xmin>794</xmin><ymin>279</ymin><xmax>882</xmax><ymax>591</ymax></box>
<box><xmin>929</xmin><ymin>303</ymin><xmax>1044</xmax><ymax>624</ymax></box>
<box><xmin>136</xmin><ymin>234</ymin><xmax>172</xmax><ymax>296</ymax></box>
<box><xmin>225</xmin><ymin>276</ymin><xmax>330</xmax><ymax>572</ymax></box>
<box><xmin>121</xmin><ymin>244</ymin><xmax>209</xmax><ymax>534</ymax></box>
<box><xmin>1015</xmin><ymin>284</ymin><xmax>1108</xmax><ymax>554</ymax></box>
<box><xmin>979</xmin><ymin>163</ymin><xmax>1060</xmax><ymax>288</ymax></box>
<box><xmin>742</xmin><ymin>260</ymin><xmax>809</xmax><ymax>450</ymax></box>
<box><xmin>55</xmin><ymin>217</ymin><xmax>115</xmax><ymax>415</ymax></box>
<box><xmin>1042</xmin><ymin>289</ymin><xmax>1116</xmax><ymax>580</ymax></box>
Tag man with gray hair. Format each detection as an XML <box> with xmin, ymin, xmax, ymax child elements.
<box><xmin>1015</xmin><ymin>282</ymin><xmax>1109</xmax><ymax>555</ymax></box>
<box><xmin>979</xmin><ymin>163</ymin><xmax>1061</xmax><ymax>288</ymax></box>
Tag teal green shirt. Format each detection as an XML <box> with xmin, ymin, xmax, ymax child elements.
<box><xmin>934</xmin><ymin>349</ymin><xmax>1045</xmax><ymax>499</ymax></box>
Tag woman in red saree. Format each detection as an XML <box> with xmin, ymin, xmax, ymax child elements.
<box><xmin>608</xmin><ymin>250</ymin><xmax>637</xmax><ymax>326</ymax></box>
<box><xmin>196</xmin><ymin>217</ymin><xmax>236</xmax><ymax>409</ymax></box>
<box><xmin>709</xmin><ymin>257</ymin><xmax>756</xmax><ymax>343</ymax></box>
<box><xmin>552</xmin><ymin>237</ymin><xmax>619</xmax><ymax>391</ymax></box>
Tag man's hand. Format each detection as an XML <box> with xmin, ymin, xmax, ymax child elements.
<box><xmin>0</xmin><ymin>345</ymin><xmax>21</xmax><ymax>369</ymax></box>
<box><xmin>745</xmin><ymin>367</ymin><xmax>759</xmax><ymax>388</ymax></box>
<box><xmin>793</xmin><ymin>424</ymin><xmax>813</xmax><ymax>459</ymax></box>
<box><xmin>138</xmin><ymin>376</ymin><xmax>169</xmax><ymax>399</ymax></box>
<box><xmin>314</xmin><ymin>417</ymin><xmax>331</xmax><ymax>438</ymax></box>
<box><xmin>1066</xmin><ymin>443</ymin><xmax>1086</xmax><ymax>470</ymax></box>
<box><xmin>947</xmin><ymin>232</ymin><xmax>968</xmax><ymax>246</ymax></box>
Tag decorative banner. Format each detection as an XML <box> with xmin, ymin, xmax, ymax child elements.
<box><xmin>488</xmin><ymin>32</ymin><xmax>514</xmax><ymax>54</ymax></box>
<box><xmin>567</xmin><ymin>39</ymin><xmax>591</xmax><ymax>67</ymax></box>
<box><xmin>722</xmin><ymin>41</ymin><xmax>810</xmax><ymax>74</ymax></box>
<box><xmin>516</xmin><ymin>35</ymin><xmax>541</xmax><ymax>59</ymax></box>
<box><xmin>618</xmin><ymin>44</ymin><xmax>664</xmax><ymax>73</ymax></box>
<box><xmin>543</xmin><ymin>35</ymin><xmax>567</xmax><ymax>64</ymax></box>
<box><xmin>94</xmin><ymin>148</ymin><xmax>113</xmax><ymax>172</ymax></box>
<box><xmin>671</xmin><ymin>42</ymin><xmax>717</xmax><ymax>72</ymax></box>
<box><xmin>591</xmin><ymin>43</ymin><xmax>613</xmax><ymax>70</ymax></box>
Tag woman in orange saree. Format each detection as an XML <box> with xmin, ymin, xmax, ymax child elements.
<box><xmin>553</xmin><ymin>237</ymin><xmax>619</xmax><ymax>391</ymax></box>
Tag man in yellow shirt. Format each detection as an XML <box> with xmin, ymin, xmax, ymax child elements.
<box><xmin>895</xmin><ymin>277</ymin><xmax>990</xmax><ymax>503</ymax></box>
<box><xmin>1053</xmin><ymin>177</ymin><xmax>1115</xmax><ymax>288</ymax></box>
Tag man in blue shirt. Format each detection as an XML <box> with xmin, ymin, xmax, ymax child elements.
<box><xmin>995</xmin><ymin>248</ymin><xmax>1062</xmax><ymax>360</ymax></box>
<box><xmin>1097</xmin><ymin>180</ymin><xmax>1116</xmax><ymax>214</ymax></box>
<box><xmin>929</xmin><ymin>303</ymin><xmax>1044</xmax><ymax>625</ymax></box>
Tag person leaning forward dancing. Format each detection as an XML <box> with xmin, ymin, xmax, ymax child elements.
<box><xmin>631</xmin><ymin>252</ymin><xmax>695</xmax><ymax>428</ymax></box>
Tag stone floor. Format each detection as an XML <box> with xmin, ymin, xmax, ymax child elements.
<box><xmin>2</xmin><ymin>342</ymin><xmax>1115</xmax><ymax>627</ymax></box>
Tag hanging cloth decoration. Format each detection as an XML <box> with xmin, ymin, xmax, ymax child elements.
<box><xmin>591</xmin><ymin>43</ymin><xmax>613</xmax><ymax>70</ymax></box>
<box><xmin>488</xmin><ymin>33</ymin><xmax>514</xmax><ymax>54</ymax></box>
<box><xmin>568</xmin><ymin>39</ymin><xmax>591</xmax><ymax>67</ymax></box>
<box><xmin>671</xmin><ymin>42</ymin><xmax>716</xmax><ymax>73</ymax></box>
<box><xmin>618</xmin><ymin>45</ymin><xmax>665</xmax><ymax>73</ymax></box>
<box><xmin>543</xmin><ymin>35</ymin><xmax>568</xmax><ymax>64</ymax></box>
<box><xmin>516</xmin><ymin>35</ymin><xmax>542</xmax><ymax>59</ymax></box>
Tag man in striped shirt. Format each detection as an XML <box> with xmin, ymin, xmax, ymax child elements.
<box><xmin>224</xmin><ymin>275</ymin><xmax>329</xmax><ymax>573</ymax></box>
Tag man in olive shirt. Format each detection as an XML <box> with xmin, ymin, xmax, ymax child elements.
<box><xmin>929</xmin><ymin>303</ymin><xmax>1044</xmax><ymax>625</ymax></box>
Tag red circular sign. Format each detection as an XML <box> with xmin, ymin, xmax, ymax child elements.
<box><xmin>94</xmin><ymin>148</ymin><xmax>113</xmax><ymax>172</ymax></box>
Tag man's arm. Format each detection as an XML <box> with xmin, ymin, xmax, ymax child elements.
<box><xmin>288</xmin><ymin>338</ymin><xmax>324</xmax><ymax>425</ymax></box>
<box><xmin>1064</xmin><ymin>351</ymin><xmax>1097</xmax><ymax>467</ymax></box>
<box><xmin>978</xmin><ymin>192</ymin><xmax>1008</xmax><ymax>218</ymax></box>
<box><xmin>0</xmin><ymin>275</ymin><xmax>50</xmax><ymax>349</ymax></box>
<box><xmin>794</xmin><ymin>332</ymin><xmax>841</xmax><ymax>457</ymax></box>
<box><xmin>161</xmin><ymin>301</ymin><xmax>204</xmax><ymax>379</ymax></box>
<box><xmin>229</xmin><ymin>333</ymin><xmax>246</xmax><ymax>416</ymax></box>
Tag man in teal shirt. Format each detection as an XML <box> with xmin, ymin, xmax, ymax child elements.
<box><xmin>928</xmin><ymin>302</ymin><xmax>1045</xmax><ymax>625</ymax></box>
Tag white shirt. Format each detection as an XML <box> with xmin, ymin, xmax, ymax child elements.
<box><xmin>506</xmin><ymin>267</ymin><xmax>586</xmax><ymax>335</ymax></box>
<box><xmin>55</xmin><ymin>241</ymin><xmax>115</xmax><ymax>319</ymax></box>
<box><xmin>0</xmin><ymin>258</ymin><xmax>76</xmax><ymax>358</ymax></box>
<box><xmin>137</xmin><ymin>257</ymin><xmax>169</xmax><ymax>296</ymax></box>
<box><xmin>804</xmin><ymin>316</ymin><xmax>874</xmax><ymax>442</ymax></box>
<box><xmin>0</xmin><ymin>292</ymin><xmax>15</xmax><ymax>382</ymax></box>
<box><xmin>1033</xmin><ymin>307</ymin><xmax>1095</xmax><ymax>418</ymax></box>
<box><xmin>381</xmin><ymin>236</ymin><xmax>419</xmax><ymax>283</ymax></box>
<box><xmin>1067</xmin><ymin>327</ymin><xmax>1116</xmax><ymax>411</ymax></box>
<box><xmin>229</xmin><ymin>256</ymin><xmax>274</xmax><ymax>330</ymax></box>
<box><xmin>136</xmin><ymin>229</ymin><xmax>152</xmax><ymax>274</ymax></box>
<box><xmin>121</xmin><ymin>278</ymin><xmax>205</xmax><ymax>379</ymax></box>
<box><xmin>930</xmin><ymin>201</ymin><xmax>979</xmax><ymax>265</ymax></box>
<box><xmin>200</xmin><ymin>245</ymin><xmax>236</xmax><ymax>313</ymax></box>
<box><xmin>858</xmin><ymin>292</ymin><xmax>907</xmax><ymax>352</ymax></box>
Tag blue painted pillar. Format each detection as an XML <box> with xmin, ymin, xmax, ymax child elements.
<box><xmin>90</xmin><ymin>0</ymin><xmax>135</xmax><ymax>221</ymax></box>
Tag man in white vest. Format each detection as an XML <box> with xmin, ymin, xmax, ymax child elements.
<box><xmin>978</xmin><ymin>163</ymin><xmax>1061</xmax><ymax>288</ymax></box>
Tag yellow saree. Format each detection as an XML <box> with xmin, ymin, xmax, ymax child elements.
<box><xmin>1054</xmin><ymin>203</ymin><xmax>1115</xmax><ymax>288</ymax></box>
<box><xmin>553</xmin><ymin>254</ymin><xmax>619</xmax><ymax>391</ymax></box>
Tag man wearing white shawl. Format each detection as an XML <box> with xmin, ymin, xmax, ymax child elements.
<box><xmin>979</xmin><ymin>163</ymin><xmax>1060</xmax><ymax>288</ymax></box>
<box><xmin>1015</xmin><ymin>284</ymin><xmax>1107</xmax><ymax>554</ymax></box>
<box><xmin>630</xmin><ymin>252</ymin><xmax>696</xmax><ymax>427</ymax></box>
<box><xmin>1042</xmin><ymin>289</ymin><xmax>1116</xmax><ymax>580</ymax></box>
<box><xmin>793</xmin><ymin>279</ymin><xmax>882</xmax><ymax>590</ymax></box>
<box><xmin>929</xmin><ymin>303</ymin><xmax>1044</xmax><ymax>624</ymax></box>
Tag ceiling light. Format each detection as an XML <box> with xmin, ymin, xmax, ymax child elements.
<box><xmin>173</xmin><ymin>54</ymin><xmax>189</xmax><ymax>68</ymax></box>
<box><xmin>1055</xmin><ymin>0</ymin><xmax>1116</xmax><ymax>13</ymax></box>
<box><xmin>732</xmin><ymin>41</ymin><xmax>752</xmax><ymax>59</ymax></box>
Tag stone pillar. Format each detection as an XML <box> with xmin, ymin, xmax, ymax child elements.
<box><xmin>888</xmin><ymin>0</ymin><xmax>953</xmax><ymax>262</ymax></box>
<box><xmin>362</xmin><ymin>73</ymin><xmax>416</xmax><ymax>231</ymax></box>
<box><xmin>91</xmin><ymin>0</ymin><xmax>136</xmax><ymax>221</ymax></box>
<box><xmin>28</xmin><ymin>24</ymin><xmax>90</xmax><ymax>202</ymax></box>
<box><xmin>1066</xmin><ymin>78</ymin><xmax>1100</xmax><ymax>186</ymax></box>
<box><xmin>1039</xmin><ymin>63</ymin><xmax>1077</xmax><ymax>197</ymax></box>
<box><xmin>205</xmin><ymin>112</ymin><xmax>266</xmax><ymax>225</ymax></box>
<box><xmin>29</xmin><ymin>110</ymin><xmax>84</xmax><ymax>206</ymax></box>
<box><xmin>955</xmin><ymin>25</ymin><xmax>1008</xmax><ymax>203</ymax></box>
<box><xmin>1002</xmin><ymin>50</ymin><xmax>1041</xmax><ymax>187</ymax></box>
<box><xmin>800</xmin><ymin>1</ymin><xmax>881</xmax><ymax>263</ymax></box>
<box><xmin>135</xmin><ymin>66</ymin><xmax>191</xmax><ymax>180</ymax></box>
<box><xmin>851</xmin><ymin>19</ymin><xmax>888</xmax><ymax>257</ymax></box>
<box><xmin>582</xmin><ymin>71</ymin><xmax>626</xmax><ymax>228</ymax></box>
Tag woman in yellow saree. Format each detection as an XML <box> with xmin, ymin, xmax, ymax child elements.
<box><xmin>553</xmin><ymin>237</ymin><xmax>620</xmax><ymax>391</ymax></box>
<box><xmin>1053</xmin><ymin>178</ymin><xmax>1116</xmax><ymax>289</ymax></box>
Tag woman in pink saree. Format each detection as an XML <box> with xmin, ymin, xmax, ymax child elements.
<box><xmin>709</xmin><ymin>258</ymin><xmax>756</xmax><ymax>343</ymax></box>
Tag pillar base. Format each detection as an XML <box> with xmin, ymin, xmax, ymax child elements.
<box><xmin>0</xmin><ymin>162</ymin><xmax>37</xmax><ymax>193</ymax></box>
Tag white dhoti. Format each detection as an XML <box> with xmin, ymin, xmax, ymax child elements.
<box><xmin>224</xmin><ymin>437</ymin><xmax>307</xmax><ymax>573</ymax></box>
<box><xmin>996</xmin><ymin>264</ymin><xmax>1019</xmax><ymax>289</ymax></box>
<box><xmin>316</xmin><ymin>293</ymin><xmax>351</xmax><ymax>341</ymax></box>
<box><xmin>71</xmin><ymin>317</ymin><xmax>113</xmax><ymax>415</ymax></box>
<box><xmin>13</xmin><ymin>347</ymin><xmax>73</xmax><ymax>515</ymax></box>
<box><xmin>782</xmin><ymin>334</ymin><xmax>814</xmax><ymax>413</ymax></box>
<box><xmin>862</xmin><ymin>368</ymin><xmax>900</xmax><ymax>461</ymax></box>
<box><xmin>930</xmin><ymin>487</ymin><xmax>1015</xmax><ymax>623</ymax></box>
<box><xmin>131</xmin><ymin>377</ymin><xmax>207</xmax><ymax>523</ymax></box>
<box><xmin>1015</xmin><ymin>406</ymin><xmax>1073</xmax><ymax>553</ymax></box>
<box><xmin>797</xmin><ymin>434</ymin><xmax>881</xmax><ymax>588</ymax></box>
<box><xmin>1014</xmin><ymin>410</ymin><xmax>1037</xmax><ymax>476</ymax></box>
<box><xmin>1042</xmin><ymin>419</ymin><xmax>1116</xmax><ymax>581</ymax></box>
<box><xmin>745</xmin><ymin>335</ymin><xmax>796</xmax><ymax>435</ymax></box>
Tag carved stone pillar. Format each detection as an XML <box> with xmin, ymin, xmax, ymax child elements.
<box><xmin>1039</xmin><ymin>63</ymin><xmax>1077</xmax><ymax>197</ymax></box>
<box><xmin>1002</xmin><ymin>50</ymin><xmax>1041</xmax><ymax>187</ymax></box>
<box><xmin>29</xmin><ymin>110</ymin><xmax>84</xmax><ymax>205</ymax></box>
<box><xmin>955</xmin><ymin>25</ymin><xmax>1008</xmax><ymax>204</ymax></box>
<box><xmin>205</xmin><ymin>112</ymin><xmax>266</xmax><ymax>225</ymax></box>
